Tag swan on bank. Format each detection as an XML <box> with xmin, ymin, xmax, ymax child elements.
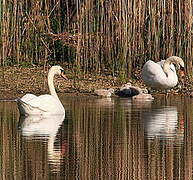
<box><xmin>141</xmin><ymin>56</ymin><xmax>184</xmax><ymax>89</ymax></box>
<box><xmin>17</xmin><ymin>66</ymin><xmax>67</xmax><ymax>115</ymax></box>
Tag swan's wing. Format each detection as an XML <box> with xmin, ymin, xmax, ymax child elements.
<box><xmin>18</xmin><ymin>98</ymin><xmax>47</xmax><ymax>112</ymax></box>
<box><xmin>18</xmin><ymin>94</ymin><xmax>64</xmax><ymax>115</ymax></box>
<box><xmin>142</xmin><ymin>60</ymin><xmax>166</xmax><ymax>82</ymax></box>
<box><xmin>156</xmin><ymin>60</ymin><xmax>165</xmax><ymax>67</ymax></box>
<box><xmin>18</xmin><ymin>94</ymin><xmax>40</xmax><ymax>115</ymax></box>
<box><xmin>20</xmin><ymin>93</ymin><xmax>37</xmax><ymax>102</ymax></box>
<box><xmin>27</xmin><ymin>95</ymin><xmax>62</xmax><ymax>112</ymax></box>
<box><xmin>157</xmin><ymin>60</ymin><xmax>176</xmax><ymax>72</ymax></box>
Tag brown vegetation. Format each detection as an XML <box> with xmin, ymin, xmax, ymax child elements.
<box><xmin>0</xmin><ymin>65</ymin><xmax>192</xmax><ymax>100</ymax></box>
<box><xmin>0</xmin><ymin>1</ymin><xmax>192</xmax><ymax>75</ymax></box>
<box><xmin>0</xmin><ymin>65</ymin><xmax>123</xmax><ymax>99</ymax></box>
<box><xmin>0</xmin><ymin>1</ymin><xmax>192</xmax><ymax>98</ymax></box>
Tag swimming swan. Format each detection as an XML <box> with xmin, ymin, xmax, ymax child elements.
<box><xmin>141</xmin><ymin>56</ymin><xmax>184</xmax><ymax>89</ymax></box>
<box><xmin>17</xmin><ymin>65</ymin><xmax>67</xmax><ymax>115</ymax></box>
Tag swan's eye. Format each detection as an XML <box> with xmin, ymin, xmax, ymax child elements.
<box><xmin>60</xmin><ymin>69</ymin><xmax>64</xmax><ymax>73</ymax></box>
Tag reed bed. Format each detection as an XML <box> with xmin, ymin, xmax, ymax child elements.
<box><xmin>0</xmin><ymin>0</ymin><xmax>192</xmax><ymax>77</ymax></box>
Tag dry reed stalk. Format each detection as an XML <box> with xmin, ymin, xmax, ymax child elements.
<box><xmin>0</xmin><ymin>0</ymin><xmax>192</xmax><ymax>78</ymax></box>
<box><xmin>1</xmin><ymin>0</ymin><xmax>7</xmax><ymax>66</ymax></box>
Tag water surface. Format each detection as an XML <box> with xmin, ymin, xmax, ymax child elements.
<box><xmin>0</xmin><ymin>95</ymin><xmax>192</xmax><ymax>179</ymax></box>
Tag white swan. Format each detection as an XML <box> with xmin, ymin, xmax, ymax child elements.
<box><xmin>17</xmin><ymin>65</ymin><xmax>67</xmax><ymax>115</ymax></box>
<box><xmin>141</xmin><ymin>56</ymin><xmax>184</xmax><ymax>89</ymax></box>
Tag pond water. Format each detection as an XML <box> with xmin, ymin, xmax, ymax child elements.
<box><xmin>0</xmin><ymin>95</ymin><xmax>192</xmax><ymax>179</ymax></box>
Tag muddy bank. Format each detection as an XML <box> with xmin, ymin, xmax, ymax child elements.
<box><xmin>0</xmin><ymin>66</ymin><xmax>192</xmax><ymax>100</ymax></box>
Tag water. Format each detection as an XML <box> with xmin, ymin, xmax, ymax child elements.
<box><xmin>0</xmin><ymin>95</ymin><xmax>192</xmax><ymax>180</ymax></box>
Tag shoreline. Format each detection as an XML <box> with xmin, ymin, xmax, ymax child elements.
<box><xmin>0</xmin><ymin>66</ymin><xmax>192</xmax><ymax>100</ymax></box>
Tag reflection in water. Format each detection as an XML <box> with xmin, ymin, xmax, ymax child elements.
<box><xmin>94</xmin><ymin>97</ymin><xmax>115</xmax><ymax>107</ymax></box>
<box><xmin>63</xmin><ymin>96</ymin><xmax>191</xmax><ymax>179</ymax></box>
<box><xmin>19</xmin><ymin>114</ymin><xmax>65</xmax><ymax>171</ymax></box>
<box><xmin>0</xmin><ymin>96</ymin><xmax>192</xmax><ymax>179</ymax></box>
<box><xmin>143</xmin><ymin>106</ymin><xmax>180</xmax><ymax>139</ymax></box>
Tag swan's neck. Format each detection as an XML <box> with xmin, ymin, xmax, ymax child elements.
<box><xmin>48</xmin><ymin>71</ymin><xmax>59</xmax><ymax>100</ymax></box>
<box><xmin>163</xmin><ymin>57</ymin><xmax>177</xmax><ymax>76</ymax></box>
<box><xmin>163</xmin><ymin>60</ymin><xmax>171</xmax><ymax>76</ymax></box>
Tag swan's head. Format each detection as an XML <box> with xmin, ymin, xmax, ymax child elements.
<box><xmin>49</xmin><ymin>65</ymin><xmax>68</xmax><ymax>79</ymax></box>
<box><xmin>167</xmin><ymin>56</ymin><xmax>184</xmax><ymax>69</ymax></box>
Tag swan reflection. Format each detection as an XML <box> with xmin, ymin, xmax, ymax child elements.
<box><xmin>94</xmin><ymin>97</ymin><xmax>115</xmax><ymax>107</ymax></box>
<box><xmin>19</xmin><ymin>114</ymin><xmax>65</xmax><ymax>170</ymax></box>
<box><xmin>143</xmin><ymin>106</ymin><xmax>183</xmax><ymax>140</ymax></box>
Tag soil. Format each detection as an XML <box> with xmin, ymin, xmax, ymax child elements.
<box><xmin>0</xmin><ymin>66</ymin><xmax>192</xmax><ymax>100</ymax></box>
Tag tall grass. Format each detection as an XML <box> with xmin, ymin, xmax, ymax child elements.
<box><xmin>0</xmin><ymin>0</ymin><xmax>192</xmax><ymax>77</ymax></box>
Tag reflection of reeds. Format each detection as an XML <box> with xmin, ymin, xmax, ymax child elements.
<box><xmin>0</xmin><ymin>1</ymin><xmax>192</xmax><ymax>76</ymax></box>
<box><xmin>0</xmin><ymin>97</ymin><xmax>192</xmax><ymax>179</ymax></box>
<box><xmin>61</xmin><ymin>96</ymin><xmax>193</xmax><ymax>179</ymax></box>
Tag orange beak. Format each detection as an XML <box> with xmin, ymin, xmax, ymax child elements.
<box><xmin>179</xmin><ymin>69</ymin><xmax>185</xmax><ymax>78</ymax></box>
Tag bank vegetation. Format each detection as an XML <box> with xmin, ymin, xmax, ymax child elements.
<box><xmin>0</xmin><ymin>0</ymin><xmax>192</xmax><ymax>79</ymax></box>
